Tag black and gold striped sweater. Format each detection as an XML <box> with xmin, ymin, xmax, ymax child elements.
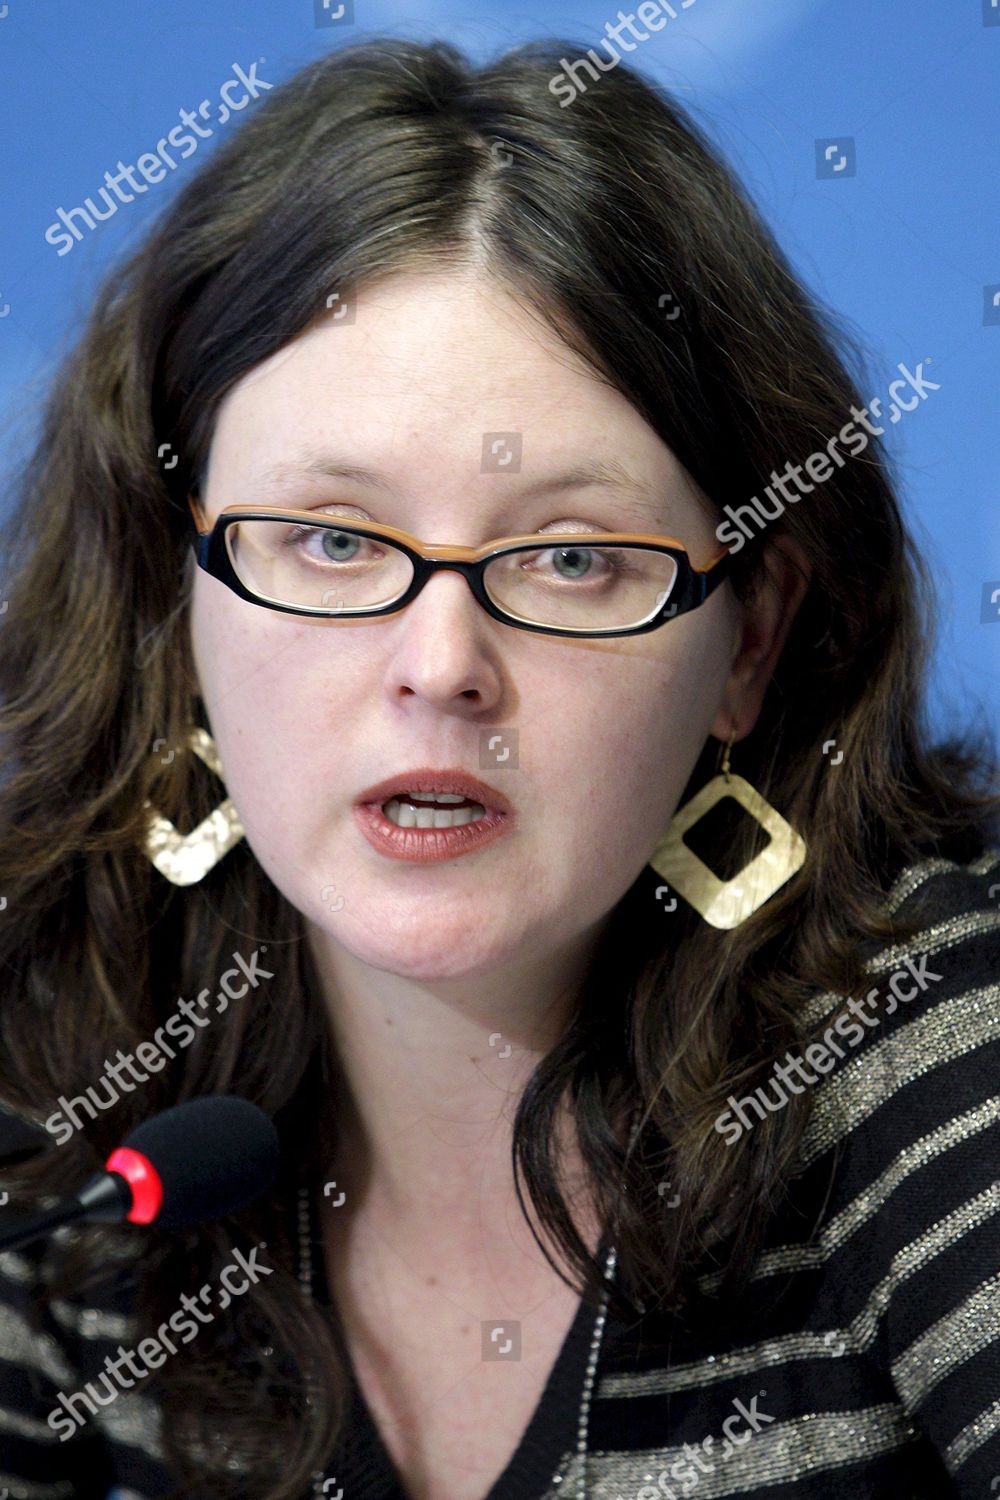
<box><xmin>1</xmin><ymin>847</ymin><xmax>998</xmax><ymax>1499</ymax></box>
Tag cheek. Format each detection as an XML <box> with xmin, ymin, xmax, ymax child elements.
<box><xmin>587</xmin><ymin>651</ymin><xmax>722</xmax><ymax>835</ymax></box>
<box><xmin>189</xmin><ymin>604</ymin><xmax>327</xmax><ymax>836</ymax></box>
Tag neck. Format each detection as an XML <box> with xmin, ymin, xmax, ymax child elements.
<box><xmin>303</xmin><ymin>912</ymin><xmax>615</xmax><ymax>1257</ymax></box>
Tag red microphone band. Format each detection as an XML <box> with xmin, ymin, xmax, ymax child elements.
<box><xmin>104</xmin><ymin>1146</ymin><xmax>164</xmax><ymax>1223</ymax></box>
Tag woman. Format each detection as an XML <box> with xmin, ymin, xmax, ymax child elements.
<box><xmin>0</xmin><ymin>33</ymin><xmax>997</xmax><ymax>1500</ymax></box>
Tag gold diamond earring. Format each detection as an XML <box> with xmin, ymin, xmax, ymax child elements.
<box><xmin>143</xmin><ymin>726</ymin><xmax>245</xmax><ymax>886</ymax></box>
<box><xmin>647</xmin><ymin>725</ymin><xmax>806</xmax><ymax>928</ymax></box>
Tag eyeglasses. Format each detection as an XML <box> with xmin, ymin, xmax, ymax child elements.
<box><xmin>187</xmin><ymin>498</ymin><xmax>733</xmax><ymax>639</ymax></box>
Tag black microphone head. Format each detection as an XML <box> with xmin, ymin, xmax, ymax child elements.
<box><xmin>121</xmin><ymin>1096</ymin><xmax>281</xmax><ymax>1230</ymax></box>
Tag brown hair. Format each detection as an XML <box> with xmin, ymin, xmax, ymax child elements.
<box><xmin>1</xmin><ymin>34</ymin><xmax>997</xmax><ymax>1499</ymax></box>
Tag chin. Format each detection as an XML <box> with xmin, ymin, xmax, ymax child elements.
<box><xmin>340</xmin><ymin>926</ymin><xmax>510</xmax><ymax>981</ymax></box>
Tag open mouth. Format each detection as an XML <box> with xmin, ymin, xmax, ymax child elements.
<box><xmin>355</xmin><ymin>785</ymin><xmax>510</xmax><ymax>862</ymax></box>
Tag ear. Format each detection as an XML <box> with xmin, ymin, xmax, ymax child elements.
<box><xmin>710</xmin><ymin>534</ymin><xmax>812</xmax><ymax>742</ymax></box>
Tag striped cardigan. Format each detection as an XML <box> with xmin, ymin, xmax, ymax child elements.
<box><xmin>1</xmin><ymin>846</ymin><xmax>998</xmax><ymax>1499</ymax></box>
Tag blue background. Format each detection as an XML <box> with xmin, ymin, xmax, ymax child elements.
<box><xmin>0</xmin><ymin>0</ymin><xmax>997</xmax><ymax>746</ymax></box>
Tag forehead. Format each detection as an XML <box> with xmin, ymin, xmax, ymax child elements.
<box><xmin>209</xmin><ymin>272</ymin><xmax>652</xmax><ymax>458</ymax></box>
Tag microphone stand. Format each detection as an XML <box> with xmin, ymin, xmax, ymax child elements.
<box><xmin>0</xmin><ymin>1171</ymin><xmax>133</xmax><ymax>1253</ymax></box>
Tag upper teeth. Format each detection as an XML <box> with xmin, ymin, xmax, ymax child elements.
<box><xmin>382</xmin><ymin>795</ymin><xmax>487</xmax><ymax>829</ymax></box>
<box><xmin>398</xmin><ymin>791</ymin><xmax>467</xmax><ymax>803</ymax></box>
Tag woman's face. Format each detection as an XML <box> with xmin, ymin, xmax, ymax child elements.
<box><xmin>188</xmin><ymin>271</ymin><xmax>767</xmax><ymax>981</ymax></box>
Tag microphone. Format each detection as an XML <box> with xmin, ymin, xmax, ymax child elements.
<box><xmin>0</xmin><ymin>1095</ymin><xmax>281</xmax><ymax>1253</ymax></box>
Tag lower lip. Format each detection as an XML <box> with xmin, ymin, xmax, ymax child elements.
<box><xmin>353</xmin><ymin>800</ymin><xmax>512</xmax><ymax>862</ymax></box>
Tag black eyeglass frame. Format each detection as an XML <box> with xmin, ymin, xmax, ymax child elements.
<box><xmin>187</xmin><ymin>496</ymin><xmax>734</xmax><ymax>640</ymax></box>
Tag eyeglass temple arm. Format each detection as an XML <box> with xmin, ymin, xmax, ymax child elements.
<box><xmin>688</xmin><ymin>544</ymin><xmax>733</xmax><ymax>603</ymax></box>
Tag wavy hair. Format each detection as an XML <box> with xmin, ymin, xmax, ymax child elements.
<box><xmin>1</xmin><ymin>34</ymin><xmax>998</xmax><ymax>1500</ymax></box>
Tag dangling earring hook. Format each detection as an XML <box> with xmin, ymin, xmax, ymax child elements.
<box><xmin>718</xmin><ymin>722</ymin><xmax>737</xmax><ymax>784</ymax></box>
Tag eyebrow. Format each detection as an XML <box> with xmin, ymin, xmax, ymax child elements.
<box><xmin>256</xmin><ymin>450</ymin><xmax>662</xmax><ymax>507</ymax></box>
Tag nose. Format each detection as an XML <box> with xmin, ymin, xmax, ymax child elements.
<box><xmin>384</xmin><ymin>564</ymin><xmax>504</xmax><ymax>707</ymax></box>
